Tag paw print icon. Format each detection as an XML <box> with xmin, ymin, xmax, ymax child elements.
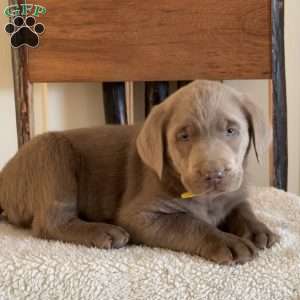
<box><xmin>5</xmin><ymin>16</ymin><xmax>45</xmax><ymax>48</ymax></box>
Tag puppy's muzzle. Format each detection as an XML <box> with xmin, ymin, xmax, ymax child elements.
<box><xmin>197</xmin><ymin>162</ymin><xmax>233</xmax><ymax>188</ymax></box>
<box><xmin>204</xmin><ymin>169</ymin><xmax>226</xmax><ymax>184</ymax></box>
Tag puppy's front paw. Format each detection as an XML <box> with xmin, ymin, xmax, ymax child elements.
<box><xmin>200</xmin><ymin>233</ymin><xmax>257</xmax><ymax>265</ymax></box>
<box><xmin>246</xmin><ymin>222</ymin><xmax>280</xmax><ymax>249</ymax></box>
<box><xmin>91</xmin><ymin>224</ymin><xmax>130</xmax><ymax>249</ymax></box>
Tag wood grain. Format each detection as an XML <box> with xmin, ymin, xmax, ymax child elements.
<box><xmin>11</xmin><ymin>44</ymin><xmax>33</xmax><ymax>147</ymax></box>
<box><xmin>28</xmin><ymin>0</ymin><xmax>271</xmax><ymax>82</ymax></box>
<box><xmin>9</xmin><ymin>0</ymin><xmax>33</xmax><ymax>147</ymax></box>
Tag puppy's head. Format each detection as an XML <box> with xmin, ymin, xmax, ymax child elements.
<box><xmin>137</xmin><ymin>80</ymin><xmax>271</xmax><ymax>198</ymax></box>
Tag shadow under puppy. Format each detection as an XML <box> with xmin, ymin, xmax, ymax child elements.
<box><xmin>0</xmin><ymin>80</ymin><xmax>279</xmax><ymax>264</ymax></box>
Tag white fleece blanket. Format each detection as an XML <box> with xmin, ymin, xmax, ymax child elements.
<box><xmin>0</xmin><ymin>187</ymin><xmax>300</xmax><ymax>300</ymax></box>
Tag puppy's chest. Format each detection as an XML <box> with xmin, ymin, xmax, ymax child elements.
<box><xmin>185</xmin><ymin>200</ymin><xmax>230</xmax><ymax>226</ymax></box>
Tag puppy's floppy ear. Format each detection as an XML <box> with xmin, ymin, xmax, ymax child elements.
<box><xmin>241</xmin><ymin>95</ymin><xmax>272</xmax><ymax>162</ymax></box>
<box><xmin>136</xmin><ymin>104</ymin><xmax>167</xmax><ymax>179</ymax></box>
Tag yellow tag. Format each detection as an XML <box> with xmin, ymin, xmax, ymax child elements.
<box><xmin>181</xmin><ymin>192</ymin><xmax>195</xmax><ymax>199</ymax></box>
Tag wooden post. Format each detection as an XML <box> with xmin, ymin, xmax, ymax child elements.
<box><xmin>102</xmin><ymin>82</ymin><xmax>127</xmax><ymax>124</ymax></box>
<box><xmin>145</xmin><ymin>82</ymin><xmax>169</xmax><ymax>116</ymax></box>
<box><xmin>125</xmin><ymin>81</ymin><xmax>134</xmax><ymax>125</ymax></box>
<box><xmin>9</xmin><ymin>0</ymin><xmax>33</xmax><ymax>148</ymax></box>
<box><xmin>271</xmin><ymin>0</ymin><xmax>288</xmax><ymax>190</ymax></box>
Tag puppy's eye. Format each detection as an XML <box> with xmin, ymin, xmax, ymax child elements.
<box><xmin>225</xmin><ymin>127</ymin><xmax>239</xmax><ymax>137</ymax></box>
<box><xmin>177</xmin><ymin>130</ymin><xmax>190</xmax><ymax>142</ymax></box>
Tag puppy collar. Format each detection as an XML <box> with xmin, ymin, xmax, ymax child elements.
<box><xmin>180</xmin><ymin>192</ymin><xmax>196</xmax><ymax>199</ymax></box>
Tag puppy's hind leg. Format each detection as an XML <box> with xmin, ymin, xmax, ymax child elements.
<box><xmin>33</xmin><ymin>196</ymin><xmax>130</xmax><ymax>249</ymax></box>
<box><xmin>32</xmin><ymin>170</ymin><xmax>129</xmax><ymax>249</ymax></box>
<box><xmin>31</xmin><ymin>134</ymin><xmax>129</xmax><ymax>249</ymax></box>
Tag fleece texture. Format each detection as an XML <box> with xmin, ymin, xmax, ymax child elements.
<box><xmin>0</xmin><ymin>187</ymin><xmax>299</xmax><ymax>300</ymax></box>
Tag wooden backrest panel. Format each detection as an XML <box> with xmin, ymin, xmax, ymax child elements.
<box><xmin>28</xmin><ymin>0</ymin><xmax>271</xmax><ymax>82</ymax></box>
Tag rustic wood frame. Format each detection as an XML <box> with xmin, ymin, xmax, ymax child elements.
<box><xmin>271</xmin><ymin>0</ymin><xmax>287</xmax><ymax>190</ymax></box>
<box><xmin>10</xmin><ymin>0</ymin><xmax>288</xmax><ymax>190</ymax></box>
<box><xmin>102</xmin><ymin>82</ymin><xmax>127</xmax><ymax>124</ymax></box>
<box><xmin>8</xmin><ymin>0</ymin><xmax>35</xmax><ymax>149</ymax></box>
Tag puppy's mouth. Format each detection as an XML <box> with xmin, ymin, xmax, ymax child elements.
<box><xmin>182</xmin><ymin>186</ymin><xmax>226</xmax><ymax>200</ymax></box>
<box><xmin>181</xmin><ymin>173</ymin><xmax>242</xmax><ymax>199</ymax></box>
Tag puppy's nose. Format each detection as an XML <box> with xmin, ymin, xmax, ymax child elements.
<box><xmin>204</xmin><ymin>169</ymin><xmax>225</xmax><ymax>183</ymax></box>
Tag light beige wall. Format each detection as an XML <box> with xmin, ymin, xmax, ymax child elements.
<box><xmin>285</xmin><ymin>0</ymin><xmax>300</xmax><ymax>193</ymax></box>
<box><xmin>46</xmin><ymin>83</ymin><xmax>105</xmax><ymax>131</ymax></box>
<box><xmin>0</xmin><ymin>1</ymin><xmax>18</xmax><ymax>169</ymax></box>
<box><xmin>0</xmin><ymin>3</ymin><xmax>299</xmax><ymax>192</ymax></box>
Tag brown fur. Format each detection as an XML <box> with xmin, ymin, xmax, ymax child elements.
<box><xmin>0</xmin><ymin>80</ymin><xmax>278</xmax><ymax>264</ymax></box>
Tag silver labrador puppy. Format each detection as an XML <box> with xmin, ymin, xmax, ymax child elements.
<box><xmin>0</xmin><ymin>80</ymin><xmax>279</xmax><ymax>264</ymax></box>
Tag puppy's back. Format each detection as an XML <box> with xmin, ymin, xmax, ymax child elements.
<box><xmin>0</xmin><ymin>125</ymin><xmax>140</xmax><ymax>227</ymax></box>
<box><xmin>0</xmin><ymin>131</ymin><xmax>80</xmax><ymax>226</ymax></box>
